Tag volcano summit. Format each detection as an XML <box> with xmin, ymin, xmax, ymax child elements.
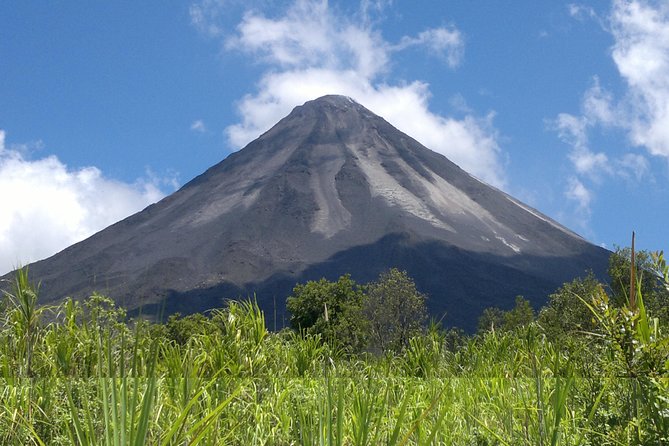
<box><xmin>6</xmin><ymin>95</ymin><xmax>609</xmax><ymax>330</ymax></box>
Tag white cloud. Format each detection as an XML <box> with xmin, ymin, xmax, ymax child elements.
<box><xmin>555</xmin><ymin>0</ymin><xmax>669</xmax><ymax>224</ymax></box>
<box><xmin>218</xmin><ymin>0</ymin><xmax>506</xmax><ymax>188</ymax></box>
<box><xmin>570</xmin><ymin>149</ymin><xmax>611</xmax><ymax>179</ymax></box>
<box><xmin>562</xmin><ymin>2</ymin><xmax>669</xmax><ymax>159</ymax></box>
<box><xmin>227</xmin><ymin>0</ymin><xmax>389</xmax><ymax>78</ymax></box>
<box><xmin>610</xmin><ymin>0</ymin><xmax>669</xmax><ymax>157</ymax></box>
<box><xmin>189</xmin><ymin>0</ymin><xmax>226</xmax><ymax>37</ymax></box>
<box><xmin>190</xmin><ymin>119</ymin><xmax>207</xmax><ymax>133</ymax></box>
<box><xmin>568</xmin><ymin>3</ymin><xmax>598</xmax><ymax>21</ymax></box>
<box><xmin>616</xmin><ymin>152</ymin><xmax>649</xmax><ymax>180</ymax></box>
<box><xmin>0</xmin><ymin>130</ymin><xmax>169</xmax><ymax>275</ymax></box>
<box><xmin>565</xmin><ymin>176</ymin><xmax>592</xmax><ymax>211</ymax></box>
<box><xmin>582</xmin><ymin>78</ymin><xmax>618</xmax><ymax>126</ymax></box>
<box><xmin>552</xmin><ymin>85</ymin><xmax>648</xmax><ymax>219</ymax></box>
<box><xmin>562</xmin><ymin>176</ymin><xmax>594</xmax><ymax>234</ymax></box>
<box><xmin>396</xmin><ymin>27</ymin><xmax>464</xmax><ymax>68</ymax></box>
<box><xmin>358</xmin><ymin>0</ymin><xmax>392</xmax><ymax>24</ymax></box>
<box><xmin>555</xmin><ymin>113</ymin><xmax>589</xmax><ymax>151</ymax></box>
<box><xmin>554</xmin><ymin>112</ymin><xmax>611</xmax><ymax>179</ymax></box>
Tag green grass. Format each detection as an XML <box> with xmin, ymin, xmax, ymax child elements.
<box><xmin>0</xmin><ymin>270</ymin><xmax>667</xmax><ymax>445</ymax></box>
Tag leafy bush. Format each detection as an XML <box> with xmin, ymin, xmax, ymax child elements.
<box><xmin>286</xmin><ymin>274</ymin><xmax>368</xmax><ymax>353</ymax></box>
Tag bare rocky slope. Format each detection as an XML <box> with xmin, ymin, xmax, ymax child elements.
<box><xmin>2</xmin><ymin>95</ymin><xmax>610</xmax><ymax>330</ymax></box>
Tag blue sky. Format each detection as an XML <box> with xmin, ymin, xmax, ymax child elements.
<box><xmin>1</xmin><ymin>0</ymin><xmax>668</xmax><ymax>274</ymax></box>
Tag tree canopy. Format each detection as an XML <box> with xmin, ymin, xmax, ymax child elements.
<box><xmin>286</xmin><ymin>269</ymin><xmax>429</xmax><ymax>353</ymax></box>
<box><xmin>286</xmin><ymin>274</ymin><xmax>368</xmax><ymax>352</ymax></box>
<box><xmin>364</xmin><ymin>268</ymin><xmax>427</xmax><ymax>353</ymax></box>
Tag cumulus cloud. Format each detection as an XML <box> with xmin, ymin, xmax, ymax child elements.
<box><xmin>0</xmin><ymin>130</ymin><xmax>169</xmax><ymax>275</ymax></box>
<box><xmin>202</xmin><ymin>0</ymin><xmax>506</xmax><ymax>187</ymax></box>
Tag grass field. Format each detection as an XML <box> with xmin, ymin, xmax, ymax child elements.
<box><xmin>1</xmin><ymin>267</ymin><xmax>668</xmax><ymax>445</ymax></box>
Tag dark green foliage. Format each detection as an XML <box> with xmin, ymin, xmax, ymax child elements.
<box><xmin>363</xmin><ymin>268</ymin><xmax>428</xmax><ymax>353</ymax></box>
<box><xmin>286</xmin><ymin>269</ymin><xmax>430</xmax><ymax>354</ymax></box>
<box><xmin>477</xmin><ymin>296</ymin><xmax>535</xmax><ymax>334</ymax></box>
<box><xmin>286</xmin><ymin>274</ymin><xmax>368</xmax><ymax>353</ymax></box>
<box><xmin>537</xmin><ymin>273</ymin><xmax>603</xmax><ymax>339</ymax></box>
<box><xmin>503</xmin><ymin>296</ymin><xmax>535</xmax><ymax>330</ymax></box>
<box><xmin>477</xmin><ymin>306</ymin><xmax>505</xmax><ymax>334</ymax></box>
<box><xmin>538</xmin><ymin>250</ymin><xmax>669</xmax><ymax>342</ymax></box>
<box><xmin>443</xmin><ymin>326</ymin><xmax>467</xmax><ymax>352</ymax></box>
<box><xmin>164</xmin><ymin>312</ymin><xmax>216</xmax><ymax>345</ymax></box>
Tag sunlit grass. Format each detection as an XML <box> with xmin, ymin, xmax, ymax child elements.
<box><xmin>0</xmin><ymin>267</ymin><xmax>667</xmax><ymax>445</ymax></box>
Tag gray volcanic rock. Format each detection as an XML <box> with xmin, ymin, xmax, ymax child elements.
<box><xmin>2</xmin><ymin>95</ymin><xmax>610</xmax><ymax>330</ymax></box>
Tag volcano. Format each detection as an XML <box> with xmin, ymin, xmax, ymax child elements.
<box><xmin>4</xmin><ymin>95</ymin><xmax>610</xmax><ymax>330</ymax></box>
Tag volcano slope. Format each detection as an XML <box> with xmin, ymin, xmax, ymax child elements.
<box><xmin>3</xmin><ymin>95</ymin><xmax>610</xmax><ymax>331</ymax></box>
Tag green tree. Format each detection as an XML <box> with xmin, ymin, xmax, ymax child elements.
<box><xmin>363</xmin><ymin>268</ymin><xmax>427</xmax><ymax>353</ymax></box>
<box><xmin>609</xmin><ymin>248</ymin><xmax>655</xmax><ymax>301</ymax></box>
<box><xmin>477</xmin><ymin>306</ymin><xmax>505</xmax><ymax>334</ymax></box>
<box><xmin>165</xmin><ymin>312</ymin><xmax>216</xmax><ymax>345</ymax></box>
<box><xmin>503</xmin><ymin>296</ymin><xmax>535</xmax><ymax>330</ymax></box>
<box><xmin>477</xmin><ymin>296</ymin><xmax>534</xmax><ymax>334</ymax></box>
<box><xmin>538</xmin><ymin>272</ymin><xmax>603</xmax><ymax>339</ymax></box>
<box><xmin>286</xmin><ymin>274</ymin><xmax>368</xmax><ymax>353</ymax></box>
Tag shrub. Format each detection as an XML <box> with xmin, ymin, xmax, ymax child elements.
<box><xmin>286</xmin><ymin>274</ymin><xmax>368</xmax><ymax>353</ymax></box>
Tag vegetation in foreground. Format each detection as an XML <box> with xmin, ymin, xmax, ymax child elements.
<box><xmin>0</xmin><ymin>249</ymin><xmax>668</xmax><ymax>445</ymax></box>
